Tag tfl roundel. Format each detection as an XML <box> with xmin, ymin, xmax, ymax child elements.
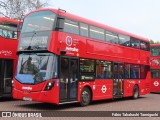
<box><xmin>66</xmin><ymin>36</ymin><xmax>72</xmax><ymax>46</ymax></box>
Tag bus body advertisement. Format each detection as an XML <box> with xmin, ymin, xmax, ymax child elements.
<box><xmin>150</xmin><ymin>44</ymin><xmax>160</xmax><ymax>93</ymax></box>
<box><xmin>13</xmin><ymin>8</ymin><xmax>150</xmax><ymax>106</ymax></box>
<box><xmin>0</xmin><ymin>17</ymin><xmax>19</xmax><ymax>97</ymax></box>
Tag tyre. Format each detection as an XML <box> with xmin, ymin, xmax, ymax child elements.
<box><xmin>132</xmin><ymin>85</ymin><xmax>139</xmax><ymax>99</ymax></box>
<box><xmin>80</xmin><ymin>87</ymin><xmax>91</xmax><ymax>106</ymax></box>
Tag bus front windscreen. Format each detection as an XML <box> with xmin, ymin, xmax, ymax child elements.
<box><xmin>16</xmin><ymin>53</ymin><xmax>58</xmax><ymax>84</ymax></box>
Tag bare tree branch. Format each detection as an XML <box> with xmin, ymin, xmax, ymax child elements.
<box><xmin>0</xmin><ymin>0</ymin><xmax>49</xmax><ymax>20</ymax></box>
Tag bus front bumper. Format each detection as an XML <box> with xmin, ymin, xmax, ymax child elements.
<box><xmin>13</xmin><ymin>88</ymin><xmax>59</xmax><ymax>104</ymax></box>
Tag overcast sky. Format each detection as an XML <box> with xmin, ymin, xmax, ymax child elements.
<box><xmin>49</xmin><ymin>0</ymin><xmax>160</xmax><ymax>42</ymax></box>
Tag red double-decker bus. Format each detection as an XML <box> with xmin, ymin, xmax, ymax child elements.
<box><xmin>150</xmin><ymin>44</ymin><xmax>160</xmax><ymax>93</ymax></box>
<box><xmin>0</xmin><ymin>17</ymin><xmax>19</xmax><ymax>97</ymax></box>
<box><xmin>13</xmin><ymin>8</ymin><xmax>150</xmax><ymax>106</ymax></box>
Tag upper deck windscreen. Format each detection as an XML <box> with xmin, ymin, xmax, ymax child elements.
<box><xmin>21</xmin><ymin>11</ymin><xmax>56</xmax><ymax>33</ymax></box>
<box><xmin>19</xmin><ymin>11</ymin><xmax>56</xmax><ymax>51</ymax></box>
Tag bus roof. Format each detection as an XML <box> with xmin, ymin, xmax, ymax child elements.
<box><xmin>25</xmin><ymin>8</ymin><xmax>149</xmax><ymax>42</ymax></box>
<box><xmin>0</xmin><ymin>17</ymin><xmax>19</xmax><ymax>25</ymax></box>
<box><xmin>150</xmin><ymin>44</ymin><xmax>160</xmax><ymax>47</ymax></box>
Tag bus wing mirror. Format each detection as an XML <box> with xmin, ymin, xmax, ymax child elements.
<box><xmin>56</xmin><ymin>17</ymin><xmax>64</xmax><ymax>30</ymax></box>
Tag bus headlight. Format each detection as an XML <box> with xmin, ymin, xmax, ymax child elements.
<box><xmin>44</xmin><ymin>82</ymin><xmax>54</xmax><ymax>91</ymax></box>
<box><xmin>12</xmin><ymin>80</ymin><xmax>14</xmax><ymax>87</ymax></box>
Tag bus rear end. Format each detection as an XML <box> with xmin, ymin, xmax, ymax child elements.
<box><xmin>150</xmin><ymin>44</ymin><xmax>160</xmax><ymax>93</ymax></box>
<box><xmin>0</xmin><ymin>17</ymin><xmax>19</xmax><ymax>98</ymax></box>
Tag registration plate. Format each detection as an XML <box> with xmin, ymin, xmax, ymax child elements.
<box><xmin>23</xmin><ymin>97</ymin><xmax>32</xmax><ymax>101</ymax></box>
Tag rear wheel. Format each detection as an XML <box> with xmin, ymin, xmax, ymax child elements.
<box><xmin>80</xmin><ymin>87</ymin><xmax>91</xmax><ymax>106</ymax></box>
<box><xmin>132</xmin><ymin>85</ymin><xmax>139</xmax><ymax>99</ymax></box>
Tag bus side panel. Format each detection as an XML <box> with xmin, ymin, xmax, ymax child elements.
<box><xmin>78</xmin><ymin>80</ymin><xmax>112</xmax><ymax>102</ymax></box>
<box><xmin>140</xmin><ymin>51</ymin><xmax>150</xmax><ymax>65</ymax></box>
<box><xmin>78</xmin><ymin>82</ymin><xmax>93</xmax><ymax>102</ymax></box>
<box><xmin>123</xmin><ymin>80</ymin><xmax>134</xmax><ymax>97</ymax></box>
<box><xmin>123</xmin><ymin>79</ymin><xmax>150</xmax><ymax>97</ymax></box>
<box><xmin>86</xmin><ymin>39</ymin><xmax>140</xmax><ymax>64</ymax></box>
<box><xmin>0</xmin><ymin>37</ymin><xmax>18</xmax><ymax>59</ymax></box>
<box><xmin>151</xmin><ymin>79</ymin><xmax>160</xmax><ymax>93</ymax></box>
<box><xmin>138</xmin><ymin>80</ymin><xmax>150</xmax><ymax>95</ymax></box>
<box><xmin>92</xmin><ymin>79</ymin><xmax>112</xmax><ymax>100</ymax></box>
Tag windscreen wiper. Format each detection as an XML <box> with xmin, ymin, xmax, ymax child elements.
<box><xmin>27</xmin><ymin>31</ymin><xmax>37</xmax><ymax>50</ymax></box>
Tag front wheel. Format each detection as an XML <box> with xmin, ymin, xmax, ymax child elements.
<box><xmin>132</xmin><ymin>85</ymin><xmax>139</xmax><ymax>99</ymax></box>
<box><xmin>80</xmin><ymin>87</ymin><xmax>91</xmax><ymax>107</ymax></box>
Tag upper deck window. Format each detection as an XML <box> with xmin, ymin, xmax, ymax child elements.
<box><xmin>80</xmin><ymin>23</ymin><xmax>88</xmax><ymax>37</ymax></box>
<box><xmin>106</xmin><ymin>31</ymin><xmax>118</xmax><ymax>44</ymax></box>
<box><xmin>90</xmin><ymin>26</ymin><xmax>105</xmax><ymax>41</ymax></box>
<box><xmin>21</xmin><ymin>11</ymin><xmax>56</xmax><ymax>33</ymax></box>
<box><xmin>131</xmin><ymin>38</ymin><xmax>140</xmax><ymax>49</ymax></box>
<box><xmin>0</xmin><ymin>22</ymin><xmax>18</xmax><ymax>39</ymax></box>
<box><xmin>140</xmin><ymin>41</ymin><xmax>149</xmax><ymax>51</ymax></box>
<box><xmin>64</xmin><ymin>19</ymin><xmax>79</xmax><ymax>35</ymax></box>
<box><xmin>151</xmin><ymin>46</ymin><xmax>160</xmax><ymax>56</ymax></box>
<box><xmin>118</xmin><ymin>34</ymin><xmax>130</xmax><ymax>46</ymax></box>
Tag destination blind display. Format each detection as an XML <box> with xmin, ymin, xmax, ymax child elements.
<box><xmin>18</xmin><ymin>31</ymin><xmax>51</xmax><ymax>51</ymax></box>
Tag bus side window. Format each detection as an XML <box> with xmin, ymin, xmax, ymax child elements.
<box><xmin>131</xmin><ymin>38</ymin><xmax>140</xmax><ymax>49</ymax></box>
<box><xmin>2</xmin><ymin>30</ymin><xmax>7</xmax><ymax>38</ymax></box>
<box><xmin>0</xmin><ymin>29</ymin><xmax>2</xmax><ymax>36</ymax></box>
<box><xmin>80</xmin><ymin>23</ymin><xmax>88</xmax><ymax>37</ymax></box>
<box><xmin>96</xmin><ymin>60</ymin><xmax>112</xmax><ymax>79</ymax></box>
<box><xmin>119</xmin><ymin>64</ymin><xmax>124</xmax><ymax>79</ymax></box>
<box><xmin>13</xmin><ymin>31</ymin><xmax>18</xmax><ymax>39</ymax></box>
<box><xmin>151</xmin><ymin>69</ymin><xmax>159</xmax><ymax>78</ymax></box>
<box><xmin>64</xmin><ymin>19</ymin><xmax>79</xmax><ymax>35</ymax></box>
<box><xmin>140</xmin><ymin>41</ymin><xmax>149</xmax><ymax>51</ymax></box>
<box><xmin>124</xmin><ymin>64</ymin><xmax>130</xmax><ymax>79</ymax></box>
<box><xmin>106</xmin><ymin>31</ymin><xmax>118</xmax><ymax>44</ymax></box>
<box><xmin>140</xmin><ymin>65</ymin><xmax>149</xmax><ymax>79</ymax></box>
<box><xmin>7</xmin><ymin>31</ymin><xmax>12</xmax><ymax>38</ymax></box>
<box><xmin>90</xmin><ymin>26</ymin><xmax>105</xmax><ymax>41</ymax></box>
<box><xmin>130</xmin><ymin>65</ymin><xmax>140</xmax><ymax>79</ymax></box>
<box><xmin>118</xmin><ymin>34</ymin><xmax>130</xmax><ymax>46</ymax></box>
<box><xmin>80</xmin><ymin>59</ymin><xmax>95</xmax><ymax>80</ymax></box>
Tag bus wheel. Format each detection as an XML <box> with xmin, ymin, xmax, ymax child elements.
<box><xmin>132</xmin><ymin>85</ymin><xmax>139</xmax><ymax>99</ymax></box>
<box><xmin>80</xmin><ymin>87</ymin><xmax>91</xmax><ymax>106</ymax></box>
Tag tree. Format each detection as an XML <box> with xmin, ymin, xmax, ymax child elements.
<box><xmin>0</xmin><ymin>0</ymin><xmax>48</xmax><ymax>20</ymax></box>
<box><xmin>150</xmin><ymin>39</ymin><xmax>155</xmax><ymax>44</ymax></box>
<box><xmin>150</xmin><ymin>39</ymin><xmax>160</xmax><ymax>44</ymax></box>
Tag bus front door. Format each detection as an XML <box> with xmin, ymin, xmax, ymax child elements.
<box><xmin>113</xmin><ymin>63</ymin><xmax>124</xmax><ymax>98</ymax></box>
<box><xmin>0</xmin><ymin>59</ymin><xmax>13</xmax><ymax>97</ymax></box>
<box><xmin>60</xmin><ymin>57</ymin><xmax>78</xmax><ymax>103</ymax></box>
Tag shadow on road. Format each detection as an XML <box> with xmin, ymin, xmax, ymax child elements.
<box><xmin>94</xmin><ymin>96</ymin><xmax>146</xmax><ymax>104</ymax></box>
<box><xmin>15</xmin><ymin>96</ymin><xmax>147</xmax><ymax>111</ymax></box>
<box><xmin>150</xmin><ymin>92</ymin><xmax>160</xmax><ymax>94</ymax></box>
<box><xmin>0</xmin><ymin>97</ymin><xmax>17</xmax><ymax>102</ymax></box>
<box><xmin>16</xmin><ymin>102</ymin><xmax>80</xmax><ymax>110</ymax></box>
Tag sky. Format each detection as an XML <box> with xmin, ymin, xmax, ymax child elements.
<box><xmin>48</xmin><ymin>0</ymin><xmax>160</xmax><ymax>42</ymax></box>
